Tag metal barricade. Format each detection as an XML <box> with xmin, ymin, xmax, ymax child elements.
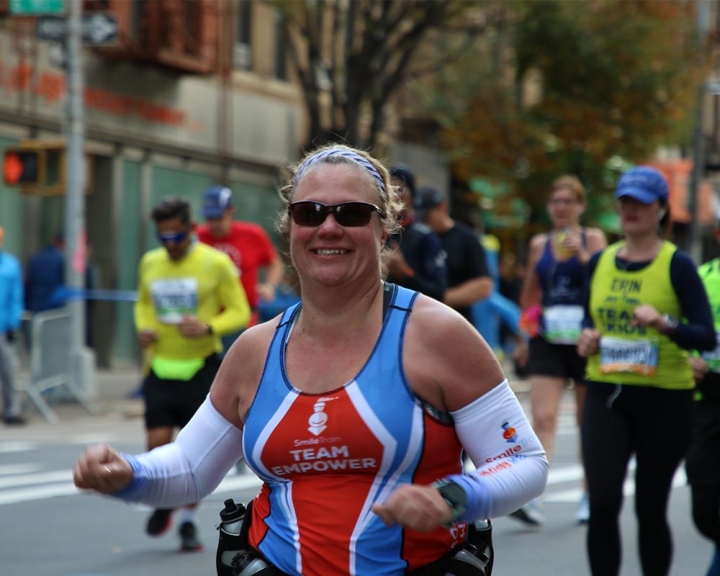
<box><xmin>23</xmin><ymin>308</ymin><xmax>95</xmax><ymax>423</ymax></box>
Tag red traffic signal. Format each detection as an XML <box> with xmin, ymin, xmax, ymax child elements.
<box><xmin>3</xmin><ymin>150</ymin><xmax>41</xmax><ymax>186</ymax></box>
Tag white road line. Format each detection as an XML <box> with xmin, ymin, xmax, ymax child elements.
<box><xmin>0</xmin><ymin>468</ymin><xmax>261</xmax><ymax>507</ymax></box>
<box><xmin>68</xmin><ymin>433</ymin><xmax>122</xmax><ymax>445</ymax></box>
<box><xmin>544</xmin><ymin>467</ymin><xmax>688</xmax><ymax>503</ymax></box>
<box><xmin>0</xmin><ymin>463</ymin><xmax>43</xmax><ymax>475</ymax></box>
<box><xmin>547</xmin><ymin>464</ymin><xmax>584</xmax><ymax>485</ymax></box>
<box><xmin>0</xmin><ymin>483</ymin><xmax>80</xmax><ymax>506</ymax></box>
<box><xmin>0</xmin><ymin>441</ymin><xmax>39</xmax><ymax>453</ymax></box>
<box><xmin>0</xmin><ymin>459</ymin><xmax>686</xmax><ymax>507</ymax></box>
<box><xmin>0</xmin><ymin>470</ymin><xmax>72</xmax><ymax>490</ymax></box>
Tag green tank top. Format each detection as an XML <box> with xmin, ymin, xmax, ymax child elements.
<box><xmin>697</xmin><ymin>259</ymin><xmax>720</xmax><ymax>372</ymax></box>
<box><xmin>585</xmin><ymin>241</ymin><xmax>693</xmax><ymax>389</ymax></box>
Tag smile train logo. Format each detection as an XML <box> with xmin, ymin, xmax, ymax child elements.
<box><xmin>308</xmin><ymin>399</ymin><xmax>330</xmax><ymax>436</ymax></box>
<box><xmin>501</xmin><ymin>421</ymin><xmax>518</xmax><ymax>443</ymax></box>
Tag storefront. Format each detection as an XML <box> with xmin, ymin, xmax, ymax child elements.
<box><xmin>0</xmin><ymin>27</ymin><xmax>303</xmax><ymax>365</ymax></box>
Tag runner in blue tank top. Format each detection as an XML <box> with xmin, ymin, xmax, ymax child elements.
<box><xmin>514</xmin><ymin>175</ymin><xmax>606</xmax><ymax>526</ymax></box>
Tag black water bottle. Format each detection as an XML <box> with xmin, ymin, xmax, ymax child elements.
<box><xmin>216</xmin><ymin>498</ymin><xmax>246</xmax><ymax>576</ymax></box>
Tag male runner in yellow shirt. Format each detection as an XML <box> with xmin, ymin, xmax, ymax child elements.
<box><xmin>134</xmin><ymin>197</ymin><xmax>250</xmax><ymax>552</ymax></box>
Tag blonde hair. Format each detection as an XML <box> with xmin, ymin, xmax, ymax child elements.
<box><xmin>276</xmin><ymin>144</ymin><xmax>402</xmax><ymax>238</ymax></box>
<box><xmin>549</xmin><ymin>175</ymin><xmax>586</xmax><ymax>204</ymax></box>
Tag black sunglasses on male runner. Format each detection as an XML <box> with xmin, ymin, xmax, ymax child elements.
<box><xmin>288</xmin><ymin>201</ymin><xmax>386</xmax><ymax>227</ymax></box>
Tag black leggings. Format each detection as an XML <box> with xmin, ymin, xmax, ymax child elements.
<box><xmin>581</xmin><ymin>382</ymin><xmax>693</xmax><ymax>576</ymax></box>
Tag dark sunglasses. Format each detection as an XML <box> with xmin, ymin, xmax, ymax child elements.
<box><xmin>288</xmin><ymin>201</ymin><xmax>385</xmax><ymax>227</ymax></box>
<box><xmin>157</xmin><ymin>230</ymin><xmax>190</xmax><ymax>244</ymax></box>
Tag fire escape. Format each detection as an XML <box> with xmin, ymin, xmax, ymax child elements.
<box><xmin>85</xmin><ymin>0</ymin><xmax>223</xmax><ymax>75</ymax></box>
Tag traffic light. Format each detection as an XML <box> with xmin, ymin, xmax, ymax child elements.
<box><xmin>1</xmin><ymin>140</ymin><xmax>92</xmax><ymax>196</ymax></box>
<box><xmin>3</xmin><ymin>150</ymin><xmax>41</xmax><ymax>185</ymax></box>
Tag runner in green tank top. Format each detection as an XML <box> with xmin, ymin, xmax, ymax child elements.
<box><xmin>686</xmin><ymin>233</ymin><xmax>720</xmax><ymax>576</ymax></box>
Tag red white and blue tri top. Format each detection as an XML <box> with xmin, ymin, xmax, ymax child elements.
<box><xmin>242</xmin><ymin>284</ymin><xmax>465</xmax><ymax>576</ymax></box>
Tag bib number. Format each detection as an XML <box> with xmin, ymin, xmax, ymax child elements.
<box><xmin>543</xmin><ymin>305</ymin><xmax>584</xmax><ymax>345</ymax></box>
<box><xmin>150</xmin><ymin>278</ymin><xmax>198</xmax><ymax>324</ymax></box>
<box><xmin>702</xmin><ymin>332</ymin><xmax>720</xmax><ymax>373</ymax></box>
<box><xmin>599</xmin><ymin>336</ymin><xmax>658</xmax><ymax>376</ymax></box>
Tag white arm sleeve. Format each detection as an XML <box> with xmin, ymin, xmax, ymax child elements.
<box><xmin>447</xmin><ymin>379</ymin><xmax>549</xmax><ymax>520</ymax></box>
<box><xmin>114</xmin><ymin>397</ymin><xmax>245</xmax><ymax>507</ymax></box>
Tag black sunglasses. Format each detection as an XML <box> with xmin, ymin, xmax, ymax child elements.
<box><xmin>288</xmin><ymin>201</ymin><xmax>385</xmax><ymax>227</ymax></box>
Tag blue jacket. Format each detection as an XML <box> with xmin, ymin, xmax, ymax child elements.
<box><xmin>471</xmin><ymin>234</ymin><xmax>523</xmax><ymax>351</ymax></box>
<box><xmin>26</xmin><ymin>246</ymin><xmax>65</xmax><ymax>313</ymax></box>
<box><xmin>0</xmin><ymin>251</ymin><xmax>24</xmax><ymax>332</ymax></box>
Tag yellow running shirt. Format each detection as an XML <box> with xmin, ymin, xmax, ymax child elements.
<box><xmin>134</xmin><ymin>242</ymin><xmax>250</xmax><ymax>369</ymax></box>
<box><xmin>585</xmin><ymin>241</ymin><xmax>693</xmax><ymax>389</ymax></box>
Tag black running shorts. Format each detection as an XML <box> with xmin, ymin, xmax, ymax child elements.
<box><xmin>143</xmin><ymin>354</ymin><xmax>221</xmax><ymax>430</ymax></box>
<box><xmin>527</xmin><ymin>335</ymin><xmax>586</xmax><ymax>383</ymax></box>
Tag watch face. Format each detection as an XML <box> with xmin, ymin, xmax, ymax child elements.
<box><xmin>439</xmin><ymin>481</ymin><xmax>467</xmax><ymax>508</ymax></box>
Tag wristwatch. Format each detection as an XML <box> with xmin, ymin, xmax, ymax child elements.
<box><xmin>433</xmin><ymin>479</ymin><xmax>467</xmax><ymax>525</ymax></box>
<box><xmin>661</xmin><ymin>314</ymin><xmax>679</xmax><ymax>335</ymax></box>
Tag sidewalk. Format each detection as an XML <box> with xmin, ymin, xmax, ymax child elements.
<box><xmin>1</xmin><ymin>367</ymin><xmax>145</xmax><ymax>441</ymax></box>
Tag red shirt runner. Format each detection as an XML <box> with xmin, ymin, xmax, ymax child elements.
<box><xmin>196</xmin><ymin>221</ymin><xmax>278</xmax><ymax>321</ymax></box>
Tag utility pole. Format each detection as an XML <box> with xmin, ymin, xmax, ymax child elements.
<box><xmin>688</xmin><ymin>0</ymin><xmax>711</xmax><ymax>263</ymax></box>
<box><xmin>65</xmin><ymin>0</ymin><xmax>89</xmax><ymax>396</ymax></box>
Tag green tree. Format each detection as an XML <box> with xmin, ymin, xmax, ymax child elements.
<box><xmin>434</xmin><ymin>0</ymin><xmax>708</xmax><ymax>224</ymax></box>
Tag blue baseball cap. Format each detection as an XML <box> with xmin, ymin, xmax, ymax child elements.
<box><xmin>614</xmin><ymin>166</ymin><xmax>669</xmax><ymax>205</ymax></box>
<box><xmin>202</xmin><ymin>186</ymin><xmax>233</xmax><ymax>219</ymax></box>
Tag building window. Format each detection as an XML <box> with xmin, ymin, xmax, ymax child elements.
<box><xmin>84</xmin><ymin>0</ymin><xmax>111</xmax><ymax>10</ymax></box>
<box><xmin>235</xmin><ymin>0</ymin><xmax>253</xmax><ymax>70</ymax></box>
<box><xmin>182</xmin><ymin>0</ymin><xmax>200</xmax><ymax>56</ymax></box>
<box><xmin>274</xmin><ymin>12</ymin><xmax>287</xmax><ymax>80</ymax></box>
<box><xmin>129</xmin><ymin>0</ymin><xmax>146</xmax><ymax>46</ymax></box>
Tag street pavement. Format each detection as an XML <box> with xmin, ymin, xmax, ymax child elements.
<box><xmin>0</xmin><ymin>367</ymin><xmax>714</xmax><ymax>575</ymax></box>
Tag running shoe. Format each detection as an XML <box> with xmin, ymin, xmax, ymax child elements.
<box><xmin>3</xmin><ymin>415</ymin><xmax>26</xmax><ymax>426</ymax></box>
<box><xmin>576</xmin><ymin>492</ymin><xmax>590</xmax><ymax>524</ymax></box>
<box><xmin>509</xmin><ymin>500</ymin><xmax>545</xmax><ymax>527</ymax></box>
<box><xmin>178</xmin><ymin>521</ymin><xmax>204</xmax><ymax>552</ymax></box>
<box><xmin>146</xmin><ymin>508</ymin><xmax>173</xmax><ymax>537</ymax></box>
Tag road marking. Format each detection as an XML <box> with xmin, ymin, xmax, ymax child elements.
<box><xmin>0</xmin><ymin>483</ymin><xmax>79</xmax><ymax>506</ymax></box>
<box><xmin>68</xmin><ymin>433</ymin><xmax>122</xmax><ymax>445</ymax></box>
<box><xmin>0</xmin><ymin>441</ymin><xmax>39</xmax><ymax>453</ymax></box>
<box><xmin>0</xmin><ymin>466</ymin><xmax>261</xmax><ymax>507</ymax></box>
<box><xmin>0</xmin><ymin>463</ymin><xmax>43</xmax><ymax>475</ymax></box>
<box><xmin>547</xmin><ymin>464</ymin><xmax>584</xmax><ymax>484</ymax></box>
<box><xmin>544</xmin><ymin>467</ymin><xmax>688</xmax><ymax>503</ymax></box>
<box><xmin>0</xmin><ymin>470</ymin><xmax>72</xmax><ymax>490</ymax></box>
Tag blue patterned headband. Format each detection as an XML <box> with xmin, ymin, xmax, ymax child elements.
<box><xmin>293</xmin><ymin>147</ymin><xmax>387</xmax><ymax>198</ymax></box>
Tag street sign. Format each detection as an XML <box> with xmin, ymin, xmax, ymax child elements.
<box><xmin>10</xmin><ymin>0</ymin><xmax>64</xmax><ymax>15</ymax></box>
<box><xmin>37</xmin><ymin>13</ymin><xmax>118</xmax><ymax>45</ymax></box>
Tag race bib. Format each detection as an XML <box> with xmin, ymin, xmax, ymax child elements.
<box><xmin>702</xmin><ymin>332</ymin><xmax>720</xmax><ymax>373</ymax></box>
<box><xmin>543</xmin><ymin>305</ymin><xmax>584</xmax><ymax>344</ymax></box>
<box><xmin>599</xmin><ymin>336</ymin><xmax>658</xmax><ymax>376</ymax></box>
<box><xmin>150</xmin><ymin>278</ymin><xmax>198</xmax><ymax>324</ymax></box>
